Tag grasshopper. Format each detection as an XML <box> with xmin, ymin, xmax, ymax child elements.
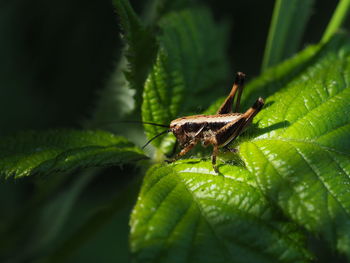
<box><xmin>144</xmin><ymin>72</ymin><xmax>264</xmax><ymax>173</ymax></box>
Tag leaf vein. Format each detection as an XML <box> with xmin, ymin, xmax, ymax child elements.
<box><xmin>284</xmin><ymin>141</ymin><xmax>350</xmax><ymax>218</ymax></box>
<box><xmin>178</xmin><ymin>176</ymin><xmax>233</xmax><ymax>261</ymax></box>
<box><xmin>144</xmin><ymin>182</ymin><xmax>180</xmax><ymax>231</ymax></box>
<box><xmin>281</xmin><ymin>81</ymin><xmax>348</xmax><ymax>135</ymax></box>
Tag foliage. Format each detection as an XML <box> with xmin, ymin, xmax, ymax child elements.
<box><xmin>240</xmin><ymin>34</ymin><xmax>350</xmax><ymax>257</ymax></box>
<box><xmin>0</xmin><ymin>129</ymin><xmax>145</xmax><ymax>179</ymax></box>
<box><xmin>131</xmin><ymin>161</ymin><xmax>313</xmax><ymax>263</ymax></box>
<box><xmin>133</xmin><ymin>31</ymin><xmax>350</xmax><ymax>261</ymax></box>
<box><xmin>142</xmin><ymin>8</ymin><xmax>229</xmax><ymax>152</ymax></box>
<box><xmin>113</xmin><ymin>0</ymin><xmax>157</xmax><ymax>109</ymax></box>
<box><xmin>1</xmin><ymin>0</ymin><xmax>350</xmax><ymax>262</ymax></box>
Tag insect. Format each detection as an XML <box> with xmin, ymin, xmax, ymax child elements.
<box><xmin>143</xmin><ymin>72</ymin><xmax>264</xmax><ymax>173</ymax></box>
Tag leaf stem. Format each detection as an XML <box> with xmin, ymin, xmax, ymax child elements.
<box><xmin>261</xmin><ymin>0</ymin><xmax>314</xmax><ymax>72</ymax></box>
<box><xmin>322</xmin><ymin>0</ymin><xmax>350</xmax><ymax>43</ymax></box>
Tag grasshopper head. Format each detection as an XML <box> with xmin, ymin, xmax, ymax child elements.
<box><xmin>170</xmin><ymin>120</ymin><xmax>190</xmax><ymax>146</ymax></box>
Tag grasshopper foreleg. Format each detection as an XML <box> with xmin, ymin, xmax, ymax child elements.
<box><xmin>167</xmin><ymin>139</ymin><xmax>199</xmax><ymax>163</ymax></box>
<box><xmin>211</xmin><ymin>144</ymin><xmax>219</xmax><ymax>173</ymax></box>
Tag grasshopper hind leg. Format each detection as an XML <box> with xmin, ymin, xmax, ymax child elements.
<box><xmin>217</xmin><ymin>72</ymin><xmax>245</xmax><ymax>114</ymax></box>
<box><xmin>212</xmin><ymin>97</ymin><xmax>265</xmax><ymax>173</ymax></box>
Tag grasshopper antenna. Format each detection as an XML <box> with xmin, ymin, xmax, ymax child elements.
<box><xmin>142</xmin><ymin>129</ymin><xmax>171</xmax><ymax>149</ymax></box>
<box><xmin>124</xmin><ymin>120</ymin><xmax>169</xmax><ymax>128</ymax></box>
<box><xmin>93</xmin><ymin>120</ymin><xmax>170</xmax><ymax>128</ymax></box>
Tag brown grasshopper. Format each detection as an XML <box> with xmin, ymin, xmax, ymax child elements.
<box><xmin>143</xmin><ymin>72</ymin><xmax>264</xmax><ymax>173</ymax></box>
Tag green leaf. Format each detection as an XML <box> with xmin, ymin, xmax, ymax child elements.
<box><xmin>142</xmin><ymin>8</ymin><xmax>229</xmax><ymax>151</ymax></box>
<box><xmin>112</xmin><ymin>0</ymin><xmax>158</xmax><ymax>109</ymax></box>
<box><xmin>89</xmin><ymin>0</ymin><xmax>157</xmax><ymax>132</ymax></box>
<box><xmin>0</xmin><ymin>129</ymin><xmax>145</xmax><ymax>179</ymax></box>
<box><xmin>239</xmin><ymin>34</ymin><xmax>350</xmax><ymax>257</ymax></box>
<box><xmin>261</xmin><ymin>0</ymin><xmax>315</xmax><ymax>72</ymax></box>
<box><xmin>130</xmin><ymin>161</ymin><xmax>313</xmax><ymax>263</ymax></box>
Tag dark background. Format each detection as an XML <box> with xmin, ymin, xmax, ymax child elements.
<box><xmin>0</xmin><ymin>0</ymin><xmax>339</xmax><ymax>136</ymax></box>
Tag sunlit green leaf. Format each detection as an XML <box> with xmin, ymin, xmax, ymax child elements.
<box><xmin>130</xmin><ymin>161</ymin><xmax>313</xmax><ymax>263</ymax></box>
<box><xmin>0</xmin><ymin>129</ymin><xmax>145</xmax><ymax>179</ymax></box>
<box><xmin>239</xmin><ymin>34</ymin><xmax>350</xmax><ymax>257</ymax></box>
